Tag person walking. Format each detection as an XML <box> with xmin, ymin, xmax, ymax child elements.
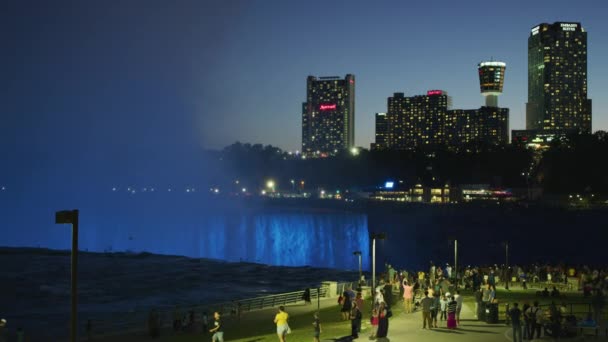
<box><xmin>402</xmin><ymin>279</ymin><xmax>414</xmax><ymax>314</ymax></box>
<box><xmin>312</xmin><ymin>312</ymin><xmax>321</xmax><ymax>342</ymax></box>
<box><xmin>274</xmin><ymin>306</ymin><xmax>290</xmax><ymax>342</ymax></box>
<box><xmin>209</xmin><ymin>312</ymin><xmax>224</xmax><ymax>342</ymax></box>
<box><xmin>509</xmin><ymin>303</ymin><xmax>523</xmax><ymax>342</ymax></box>
<box><xmin>420</xmin><ymin>290</ymin><xmax>433</xmax><ymax>329</ymax></box>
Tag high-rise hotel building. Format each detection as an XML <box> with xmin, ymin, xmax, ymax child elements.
<box><xmin>526</xmin><ymin>22</ymin><xmax>591</xmax><ymax>133</ymax></box>
<box><xmin>384</xmin><ymin>91</ymin><xmax>451</xmax><ymax>150</ymax></box>
<box><xmin>374</xmin><ymin>61</ymin><xmax>509</xmax><ymax>151</ymax></box>
<box><xmin>302</xmin><ymin>75</ymin><xmax>355</xmax><ymax>156</ymax></box>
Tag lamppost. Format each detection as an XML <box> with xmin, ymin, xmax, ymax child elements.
<box><xmin>55</xmin><ymin>209</ymin><xmax>79</xmax><ymax>342</ymax></box>
<box><xmin>504</xmin><ymin>241</ymin><xmax>510</xmax><ymax>290</ymax></box>
<box><xmin>370</xmin><ymin>233</ymin><xmax>386</xmax><ymax>298</ymax></box>
<box><xmin>448</xmin><ymin>238</ymin><xmax>458</xmax><ymax>283</ymax></box>
<box><xmin>353</xmin><ymin>251</ymin><xmax>362</xmax><ymax>288</ymax></box>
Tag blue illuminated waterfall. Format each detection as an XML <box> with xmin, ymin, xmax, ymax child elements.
<box><xmin>1</xmin><ymin>194</ymin><xmax>370</xmax><ymax>270</ymax></box>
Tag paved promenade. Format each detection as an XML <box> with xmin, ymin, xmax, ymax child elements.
<box><xmin>92</xmin><ymin>296</ymin><xmax>606</xmax><ymax>342</ymax></box>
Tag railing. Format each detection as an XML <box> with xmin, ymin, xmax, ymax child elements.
<box><xmin>82</xmin><ymin>284</ymin><xmax>332</xmax><ymax>338</ymax></box>
<box><xmin>501</xmin><ymin>302</ymin><xmax>608</xmax><ymax>324</ymax></box>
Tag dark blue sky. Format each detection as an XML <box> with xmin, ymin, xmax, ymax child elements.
<box><xmin>2</xmin><ymin>0</ymin><xmax>607</xmax><ymax>183</ymax></box>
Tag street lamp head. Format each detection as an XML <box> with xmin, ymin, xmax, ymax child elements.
<box><xmin>371</xmin><ymin>233</ymin><xmax>386</xmax><ymax>240</ymax></box>
<box><xmin>353</xmin><ymin>251</ymin><xmax>362</xmax><ymax>256</ymax></box>
<box><xmin>55</xmin><ymin>210</ymin><xmax>78</xmax><ymax>224</ymax></box>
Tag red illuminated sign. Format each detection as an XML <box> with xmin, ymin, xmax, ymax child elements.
<box><xmin>319</xmin><ymin>104</ymin><xmax>337</xmax><ymax>111</ymax></box>
<box><xmin>427</xmin><ymin>90</ymin><xmax>443</xmax><ymax>96</ymax></box>
<box><xmin>349</xmin><ymin>79</ymin><xmax>355</xmax><ymax>84</ymax></box>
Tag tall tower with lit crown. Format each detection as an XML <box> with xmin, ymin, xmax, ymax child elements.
<box><xmin>478</xmin><ymin>61</ymin><xmax>506</xmax><ymax>107</ymax></box>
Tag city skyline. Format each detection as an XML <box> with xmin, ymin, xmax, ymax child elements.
<box><xmin>2</xmin><ymin>1</ymin><xmax>608</xmax><ymax>183</ymax></box>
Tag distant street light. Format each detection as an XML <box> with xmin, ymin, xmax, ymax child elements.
<box><xmin>370</xmin><ymin>233</ymin><xmax>386</xmax><ymax>297</ymax></box>
<box><xmin>55</xmin><ymin>209</ymin><xmax>79</xmax><ymax>342</ymax></box>
<box><xmin>353</xmin><ymin>251</ymin><xmax>362</xmax><ymax>287</ymax></box>
<box><xmin>266</xmin><ymin>180</ymin><xmax>276</xmax><ymax>192</ymax></box>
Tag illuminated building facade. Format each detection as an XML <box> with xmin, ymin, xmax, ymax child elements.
<box><xmin>372</xmin><ymin>112</ymin><xmax>388</xmax><ymax>150</ymax></box>
<box><xmin>526</xmin><ymin>22</ymin><xmax>591</xmax><ymax>133</ymax></box>
<box><xmin>385</xmin><ymin>91</ymin><xmax>450</xmax><ymax>150</ymax></box>
<box><xmin>445</xmin><ymin>107</ymin><xmax>509</xmax><ymax>147</ymax></box>
<box><xmin>302</xmin><ymin>74</ymin><xmax>355</xmax><ymax>156</ymax></box>
<box><xmin>378</xmin><ymin>89</ymin><xmax>508</xmax><ymax>150</ymax></box>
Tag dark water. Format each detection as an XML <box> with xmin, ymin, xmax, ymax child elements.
<box><xmin>365</xmin><ymin>201</ymin><xmax>607</xmax><ymax>270</ymax></box>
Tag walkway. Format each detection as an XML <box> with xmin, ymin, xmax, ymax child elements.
<box><xmin>90</xmin><ymin>296</ymin><xmax>606</xmax><ymax>342</ymax></box>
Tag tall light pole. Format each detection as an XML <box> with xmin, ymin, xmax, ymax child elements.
<box><xmin>454</xmin><ymin>239</ymin><xmax>458</xmax><ymax>281</ymax></box>
<box><xmin>448</xmin><ymin>237</ymin><xmax>458</xmax><ymax>283</ymax></box>
<box><xmin>505</xmin><ymin>241</ymin><xmax>509</xmax><ymax>290</ymax></box>
<box><xmin>370</xmin><ymin>233</ymin><xmax>386</xmax><ymax>298</ymax></box>
<box><xmin>353</xmin><ymin>251</ymin><xmax>362</xmax><ymax>287</ymax></box>
<box><xmin>55</xmin><ymin>209</ymin><xmax>79</xmax><ymax>342</ymax></box>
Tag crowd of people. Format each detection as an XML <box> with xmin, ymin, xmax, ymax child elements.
<box><xmin>138</xmin><ymin>260</ymin><xmax>607</xmax><ymax>341</ymax></box>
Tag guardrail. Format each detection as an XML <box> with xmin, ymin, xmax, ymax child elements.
<box><xmin>500</xmin><ymin>302</ymin><xmax>608</xmax><ymax>324</ymax></box>
<box><xmin>82</xmin><ymin>284</ymin><xmax>334</xmax><ymax>338</ymax></box>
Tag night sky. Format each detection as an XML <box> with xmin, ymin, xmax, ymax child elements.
<box><xmin>2</xmin><ymin>0</ymin><xmax>607</xmax><ymax>185</ymax></box>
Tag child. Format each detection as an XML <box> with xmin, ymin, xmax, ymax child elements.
<box><xmin>312</xmin><ymin>312</ymin><xmax>322</xmax><ymax>342</ymax></box>
<box><xmin>440</xmin><ymin>295</ymin><xmax>448</xmax><ymax>321</ymax></box>
<box><xmin>370</xmin><ymin>308</ymin><xmax>379</xmax><ymax>339</ymax></box>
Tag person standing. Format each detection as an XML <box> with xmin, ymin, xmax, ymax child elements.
<box><xmin>376</xmin><ymin>302</ymin><xmax>390</xmax><ymax>338</ymax></box>
<box><xmin>349</xmin><ymin>302</ymin><xmax>362</xmax><ymax>338</ymax></box>
<box><xmin>440</xmin><ymin>295</ymin><xmax>448</xmax><ymax>321</ymax></box>
<box><xmin>302</xmin><ymin>288</ymin><xmax>311</xmax><ymax>305</ymax></box>
<box><xmin>525</xmin><ymin>301</ymin><xmax>542</xmax><ymax>339</ymax></box>
<box><xmin>475</xmin><ymin>287</ymin><xmax>483</xmax><ymax>319</ymax></box>
<box><xmin>509</xmin><ymin>303</ymin><xmax>523</xmax><ymax>342</ymax></box>
<box><xmin>209</xmin><ymin>312</ymin><xmax>224</xmax><ymax>342</ymax></box>
<box><xmin>402</xmin><ymin>280</ymin><xmax>414</xmax><ymax>314</ymax></box>
<box><xmin>592</xmin><ymin>289</ymin><xmax>605</xmax><ymax>327</ymax></box>
<box><xmin>274</xmin><ymin>306</ymin><xmax>289</xmax><ymax>342</ymax></box>
<box><xmin>173</xmin><ymin>305</ymin><xmax>182</xmax><ymax>332</ymax></box>
<box><xmin>522</xmin><ymin>302</ymin><xmax>531</xmax><ymax>340</ymax></box>
<box><xmin>454</xmin><ymin>290</ymin><xmax>464</xmax><ymax>326</ymax></box>
<box><xmin>312</xmin><ymin>312</ymin><xmax>321</xmax><ymax>342</ymax></box>
<box><xmin>447</xmin><ymin>295</ymin><xmax>458</xmax><ymax>329</ymax></box>
<box><xmin>0</xmin><ymin>319</ymin><xmax>6</xmax><ymax>342</ymax></box>
<box><xmin>420</xmin><ymin>291</ymin><xmax>433</xmax><ymax>329</ymax></box>
<box><xmin>431</xmin><ymin>292</ymin><xmax>440</xmax><ymax>328</ymax></box>
<box><xmin>341</xmin><ymin>291</ymin><xmax>352</xmax><ymax>321</ymax></box>
<box><xmin>370</xmin><ymin>308</ymin><xmax>379</xmax><ymax>339</ymax></box>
